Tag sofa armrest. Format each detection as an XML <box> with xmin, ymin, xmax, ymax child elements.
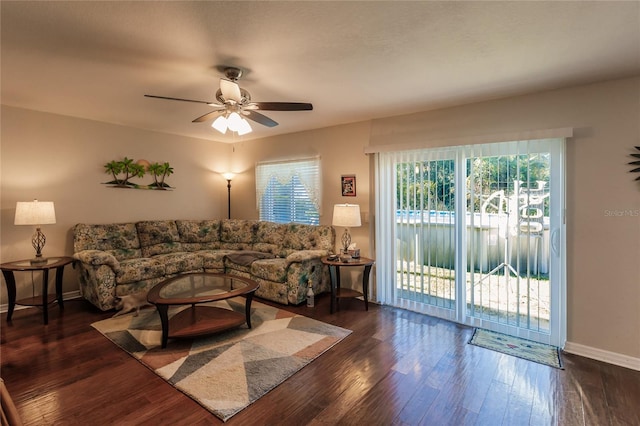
<box><xmin>285</xmin><ymin>249</ymin><xmax>328</xmax><ymax>264</ymax></box>
<box><xmin>73</xmin><ymin>250</ymin><xmax>120</xmax><ymax>270</ymax></box>
<box><xmin>73</xmin><ymin>250</ymin><xmax>119</xmax><ymax>311</ymax></box>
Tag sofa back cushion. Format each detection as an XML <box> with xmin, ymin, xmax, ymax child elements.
<box><xmin>73</xmin><ymin>223</ymin><xmax>142</xmax><ymax>261</ymax></box>
<box><xmin>219</xmin><ymin>219</ymin><xmax>255</xmax><ymax>250</ymax></box>
<box><xmin>253</xmin><ymin>221</ymin><xmax>289</xmax><ymax>257</ymax></box>
<box><xmin>283</xmin><ymin>223</ymin><xmax>335</xmax><ymax>251</ymax></box>
<box><xmin>176</xmin><ymin>220</ymin><xmax>222</xmax><ymax>251</ymax></box>
<box><xmin>136</xmin><ymin>220</ymin><xmax>182</xmax><ymax>257</ymax></box>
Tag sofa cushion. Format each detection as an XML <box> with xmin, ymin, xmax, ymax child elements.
<box><xmin>199</xmin><ymin>249</ymin><xmax>235</xmax><ymax>270</ymax></box>
<box><xmin>115</xmin><ymin>258</ymin><xmax>165</xmax><ymax>284</ymax></box>
<box><xmin>220</xmin><ymin>219</ymin><xmax>255</xmax><ymax>250</ymax></box>
<box><xmin>253</xmin><ymin>221</ymin><xmax>289</xmax><ymax>256</ymax></box>
<box><xmin>177</xmin><ymin>220</ymin><xmax>222</xmax><ymax>251</ymax></box>
<box><xmin>106</xmin><ymin>248</ymin><xmax>143</xmax><ymax>261</ymax></box>
<box><xmin>176</xmin><ymin>220</ymin><xmax>221</xmax><ymax>243</ymax></box>
<box><xmin>225</xmin><ymin>251</ymin><xmax>275</xmax><ymax>275</ymax></box>
<box><xmin>152</xmin><ymin>252</ymin><xmax>203</xmax><ymax>275</ymax></box>
<box><xmin>251</xmin><ymin>258</ymin><xmax>289</xmax><ymax>283</ymax></box>
<box><xmin>225</xmin><ymin>251</ymin><xmax>275</xmax><ymax>266</ymax></box>
<box><xmin>73</xmin><ymin>223</ymin><xmax>141</xmax><ymax>261</ymax></box>
<box><xmin>136</xmin><ymin>220</ymin><xmax>182</xmax><ymax>257</ymax></box>
<box><xmin>283</xmin><ymin>223</ymin><xmax>334</xmax><ymax>251</ymax></box>
<box><xmin>180</xmin><ymin>242</ymin><xmax>222</xmax><ymax>252</ymax></box>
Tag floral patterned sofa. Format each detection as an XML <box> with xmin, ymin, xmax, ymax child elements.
<box><xmin>72</xmin><ymin>219</ymin><xmax>335</xmax><ymax>311</ymax></box>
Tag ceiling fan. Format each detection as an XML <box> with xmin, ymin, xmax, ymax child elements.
<box><xmin>145</xmin><ymin>67</ymin><xmax>313</xmax><ymax>135</ymax></box>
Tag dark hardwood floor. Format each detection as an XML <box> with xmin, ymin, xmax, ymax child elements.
<box><xmin>1</xmin><ymin>295</ymin><xmax>639</xmax><ymax>425</ymax></box>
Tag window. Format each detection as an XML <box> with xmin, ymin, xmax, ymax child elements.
<box><xmin>255</xmin><ymin>157</ymin><xmax>321</xmax><ymax>225</ymax></box>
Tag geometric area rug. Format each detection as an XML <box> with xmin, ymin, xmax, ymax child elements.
<box><xmin>469</xmin><ymin>328</ymin><xmax>563</xmax><ymax>369</ymax></box>
<box><xmin>91</xmin><ymin>297</ymin><xmax>352</xmax><ymax>422</ymax></box>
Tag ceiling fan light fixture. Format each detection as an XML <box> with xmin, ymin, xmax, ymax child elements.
<box><xmin>146</xmin><ymin>65</ymin><xmax>312</xmax><ymax>136</ymax></box>
<box><xmin>237</xmin><ymin>118</ymin><xmax>252</xmax><ymax>135</ymax></box>
<box><xmin>211</xmin><ymin>115</ymin><xmax>228</xmax><ymax>134</ymax></box>
<box><xmin>226</xmin><ymin>112</ymin><xmax>242</xmax><ymax>132</ymax></box>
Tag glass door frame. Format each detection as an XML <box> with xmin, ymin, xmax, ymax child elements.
<box><xmin>376</xmin><ymin>138</ymin><xmax>567</xmax><ymax>348</ymax></box>
<box><xmin>454</xmin><ymin>139</ymin><xmax>566</xmax><ymax>347</ymax></box>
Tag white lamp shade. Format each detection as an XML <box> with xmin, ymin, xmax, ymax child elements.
<box><xmin>332</xmin><ymin>204</ymin><xmax>361</xmax><ymax>227</ymax></box>
<box><xmin>211</xmin><ymin>115</ymin><xmax>228</xmax><ymax>134</ymax></box>
<box><xmin>226</xmin><ymin>112</ymin><xmax>242</xmax><ymax>131</ymax></box>
<box><xmin>210</xmin><ymin>113</ymin><xmax>251</xmax><ymax>136</ymax></box>
<box><xmin>15</xmin><ymin>200</ymin><xmax>56</xmax><ymax>225</ymax></box>
<box><xmin>222</xmin><ymin>172</ymin><xmax>235</xmax><ymax>181</ymax></box>
<box><xmin>237</xmin><ymin>118</ymin><xmax>252</xmax><ymax>135</ymax></box>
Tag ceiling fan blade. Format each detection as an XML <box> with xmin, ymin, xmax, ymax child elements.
<box><xmin>254</xmin><ymin>102</ymin><xmax>313</xmax><ymax>111</ymax></box>
<box><xmin>192</xmin><ymin>110</ymin><xmax>224</xmax><ymax>123</ymax></box>
<box><xmin>245</xmin><ymin>110</ymin><xmax>278</xmax><ymax>127</ymax></box>
<box><xmin>220</xmin><ymin>78</ymin><xmax>242</xmax><ymax>103</ymax></box>
<box><xmin>144</xmin><ymin>94</ymin><xmax>216</xmax><ymax>105</ymax></box>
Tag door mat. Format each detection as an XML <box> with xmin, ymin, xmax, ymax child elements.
<box><xmin>469</xmin><ymin>328</ymin><xmax>563</xmax><ymax>369</ymax></box>
<box><xmin>92</xmin><ymin>298</ymin><xmax>352</xmax><ymax>422</ymax></box>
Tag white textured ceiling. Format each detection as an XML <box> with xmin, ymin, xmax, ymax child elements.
<box><xmin>2</xmin><ymin>1</ymin><xmax>639</xmax><ymax>143</ymax></box>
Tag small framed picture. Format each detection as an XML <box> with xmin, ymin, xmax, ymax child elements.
<box><xmin>341</xmin><ymin>175</ymin><xmax>356</xmax><ymax>197</ymax></box>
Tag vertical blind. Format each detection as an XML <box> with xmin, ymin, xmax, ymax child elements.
<box><xmin>374</xmin><ymin>137</ymin><xmax>566</xmax><ymax>345</ymax></box>
<box><xmin>375</xmin><ymin>146</ymin><xmax>459</xmax><ymax>320</ymax></box>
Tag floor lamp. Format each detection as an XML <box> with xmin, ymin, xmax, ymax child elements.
<box><xmin>223</xmin><ymin>173</ymin><xmax>234</xmax><ymax>219</ymax></box>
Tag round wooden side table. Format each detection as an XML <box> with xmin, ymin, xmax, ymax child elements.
<box><xmin>321</xmin><ymin>256</ymin><xmax>375</xmax><ymax>314</ymax></box>
<box><xmin>1</xmin><ymin>256</ymin><xmax>74</xmax><ymax>325</ymax></box>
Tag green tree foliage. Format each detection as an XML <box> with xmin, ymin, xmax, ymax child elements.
<box><xmin>397</xmin><ymin>160</ymin><xmax>455</xmax><ymax>211</ymax></box>
<box><xmin>103</xmin><ymin>157</ymin><xmax>145</xmax><ymax>187</ymax></box>
<box><xmin>148</xmin><ymin>162</ymin><xmax>174</xmax><ymax>189</ymax></box>
<box><xmin>467</xmin><ymin>154</ymin><xmax>550</xmax><ymax>214</ymax></box>
<box><xmin>396</xmin><ymin>154</ymin><xmax>549</xmax><ymax>214</ymax></box>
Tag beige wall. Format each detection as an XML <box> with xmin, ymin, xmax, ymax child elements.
<box><xmin>1</xmin><ymin>106</ymin><xmax>231</xmax><ymax>299</ymax></box>
<box><xmin>224</xmin><ymin>121</ymin><xmax>372</xmax><ymax>253</ymax></box>
<box><xmin>1</xmin><ymin>76</ymin><xmax>638</xmax><ymax>361</ymax></box>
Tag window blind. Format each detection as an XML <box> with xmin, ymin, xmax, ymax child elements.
<box><xmin>255</xmin><ymin>156</ymin><xmax>321</xmax><ymax>224</ymax></box>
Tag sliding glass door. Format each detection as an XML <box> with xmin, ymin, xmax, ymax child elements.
<box><xmin>375</xmin><ymin>138</ymin><xmax>565</xmax><ymax>346</ymax></box>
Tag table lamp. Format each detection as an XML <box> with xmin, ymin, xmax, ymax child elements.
<box><xmin>332</xmin><ymin>203</ymin><xmax>361</xmax><ymax>254</ymax></box>
<box><xmin>14</xmin><ymin>199</ymin><xmax>56</xmax><ymax>264</ymax></box>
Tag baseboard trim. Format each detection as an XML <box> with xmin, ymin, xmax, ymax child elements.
<box><xmin>0</xmin><ymin>290</ymin><xmax>82</xmax><ymax>314</ymax></box>
<box><xmin>564</xmin><ymin>341</ymin><xmax>640</xmax><ymax>371</ymax></box>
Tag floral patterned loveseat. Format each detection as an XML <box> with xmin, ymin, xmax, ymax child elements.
<box><xmin>72</xmin><ymin>219</ymin><xmax>335</xmax><ymax>311</ymax></box>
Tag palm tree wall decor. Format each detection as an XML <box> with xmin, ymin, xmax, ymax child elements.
<box><xmin>103</xmin><ymin>158</ymin><xmax>174</xmax><ymax>189</ymax></box>
<box><xmin>147</xmin><ymin>162</ymin><xmax>174</xmax><ymax>189</ymax></box>
<box><xmin>630</xmin><ymin>146</ymin><xmax>640</xmax><ymax>181</ymax></box>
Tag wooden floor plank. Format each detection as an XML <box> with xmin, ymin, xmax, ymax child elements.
<box><xmin>475</xmin><ymin>380</ymin><xmax>510</xmax><ymax>426</ymax></box>
<box><xmin>1</xmin><ymin>295</ymin><xmax>639</xmax><ymax>425</ymax></box>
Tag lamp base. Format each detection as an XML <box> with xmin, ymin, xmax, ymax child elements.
<box><xmin>30</xmin><ymin>256</ymin><xmax>47</xmax><ymax>265</ymax></box>
<box><xmin>31</xmin><ymin>228</ymin><xmax>47</xmax><ymax>265</ymax></box>
<box><xmin>340</xmin><ymin>228</ymin><xmax>352</xmax><ymax>253</ymax></box>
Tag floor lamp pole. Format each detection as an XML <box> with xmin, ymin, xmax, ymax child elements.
<box><xmin>226</xmin><ymin>179</ymin><xmax>232</xmax><ymax>219</ymax></box>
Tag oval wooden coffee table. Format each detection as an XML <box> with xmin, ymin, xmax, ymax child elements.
<box><xmin>147</xmin><ymin>273</ymin><xmax>259</xmax><ymax>348</ymax></box>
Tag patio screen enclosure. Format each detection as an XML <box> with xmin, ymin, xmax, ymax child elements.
<box><xmin>374</xmin><ymin>137</ymin><xmax>566</xmax><ymax>346</ymax></box>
